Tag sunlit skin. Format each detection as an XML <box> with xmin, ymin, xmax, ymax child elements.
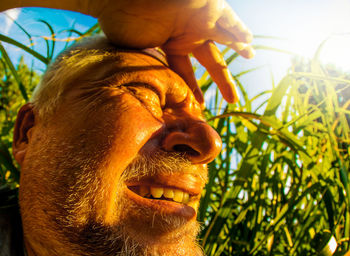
<box><xmin>1</xmin><ymin>0</ymin><xmax>254</xmax><ymax>104</ymax></box>
<box><xmin>12</xmin><ymin>49</ymin><xmax>222</xmax><ymax>255</ymax></box>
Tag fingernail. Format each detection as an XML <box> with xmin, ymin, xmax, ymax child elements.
<box><xmin>236</xmin><ymin>42</ymin><xmax>248</xmax><ymax>51</ymax></box>
<box><xmin>240</xmin><ymin>45</ymin><xmax>255</xmax><ymax>59</ymax></box>
<box><xmin>246</xmin><ymin>47</ymin><xmax>256</xmax><ymax>59</ymax></box>
<box><xmin>245</xmin><ymin>31</ymin><xmax>253</xmax><ymax>44</ymax></box>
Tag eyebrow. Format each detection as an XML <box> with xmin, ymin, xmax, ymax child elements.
<box><xmin>89</xmin><ymin>66</ymin><xmax>168</xmax><ymax>106</ymax></box>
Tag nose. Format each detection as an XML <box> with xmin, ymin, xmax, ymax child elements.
<box><xmin>162</xmin><ymin>118</ymin><xmax>222</xmax><ymax>164</ymax></box>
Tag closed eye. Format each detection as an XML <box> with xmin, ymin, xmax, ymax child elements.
<box><xmin>122</xmin><ymin>82</ymin><xmax>164</xmax><ymax>109</ymax></box>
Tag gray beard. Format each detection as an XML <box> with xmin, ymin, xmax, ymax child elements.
<box><xmin>61</xmin><ymin>219</ymin><xmax>203</xmax><ymax>256</ymax></box>
<box><xmin>54</xmin><ymin>151</ymin><xmax>206</xmax><ymax>256</ymax></box>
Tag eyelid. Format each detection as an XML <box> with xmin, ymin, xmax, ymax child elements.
<box><xmin>122</xmin><ymin>82</ymin><xmax>164</xmax><ymax>108</ymax></box>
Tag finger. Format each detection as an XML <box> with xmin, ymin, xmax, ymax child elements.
<box><xmin>165</xmin><ymin>54</ymin><xmax>205</xmax><ymax>106</ymax></box>
<box><xmin>162</xmin><ymin>37</ymin><xmax>204</xmax><ymax>56</ymax></box>
<box><xmin>192</xmin><ymin>41</ymin><xmax>238</xmax><ymax>104</ymax></box>
<box><xmin>216</xmin><ymin>1</ymin><xmax>253</xmax><ymax>44</ymax></box>
<box><xmin>229</xmin><ymin>42</ymin><xmax>255</xmax><ymax>59</ymax></box>
<box><xmin>207</xmin><ymin>25</ymin><xmax>256</xmax><ymax>58</ymax></box>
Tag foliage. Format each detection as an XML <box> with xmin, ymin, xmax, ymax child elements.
<box><xmin>200</xmin><ymin>49</ymin><xmax>350</xmax><ymax>255</ymax></box>
<box><xmin>1</xmin><ymin>18</ymin><xmax>349</xmax><ymax>255</ymax></box>
<box><xmin>0</xmin><ymin>54</ymin><xmax>39</xmax><ymax>185</ymax></box>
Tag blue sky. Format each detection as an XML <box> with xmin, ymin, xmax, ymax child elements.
<box><xmin>1</xmin><ymin>0</ymin><xmax>350</xmax><ymax>102</ymax></box>
<box><xmin>0</xmin><ymin>8</ymin><xmax>96</xmax><ymax>72</ymax></box>
<box><xmin>229</xmin><ymin>0</ymin><xmax>350</xmax><ymax>99</ymax></box>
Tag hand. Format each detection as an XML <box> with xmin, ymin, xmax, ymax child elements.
<box><xmin>93</xmin><ymin>0</ymin><xmax>254</xmax><ymax>104</ymax></box>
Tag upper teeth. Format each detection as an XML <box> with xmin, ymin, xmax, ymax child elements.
<box><xmin>138</xmin><ymin>185</ymin><xmax>190</xmax><ymax>204</ymax></box>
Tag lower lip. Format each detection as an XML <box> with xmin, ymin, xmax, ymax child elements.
<box><xmin>125</xmin><ymin>188</ymin><xmax>197</xmax><ymax>220</ymax></box>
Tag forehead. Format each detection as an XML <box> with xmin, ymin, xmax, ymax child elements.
<box><xmin>116</xmin><ymin>50</ymin><xmax>169</xmax><ymax>71</ymax></box>
<box><xmin>82</xmin><ymin>50</ymin><xmax>192</xmax><ymax>105</ymax></box>
<box><xmin>115</xmin><ymin>51</ymin><xmax>173</xmax><ymax>86</ymax></box>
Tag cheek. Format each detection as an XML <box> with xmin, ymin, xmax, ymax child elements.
<box><xmin>26</xmin><ymin>92</ymin><xmax>163</xmax><ymax>223</ymax></box>
<box><xmin>96</xmin><ymin>92</ymin><xmax>163</xmax><ymax>167</ymax></box>
<box><xmin>62</xmin><ymin>91</ymin><xmax>164</xmax><ymax>184</ymax></box>
<box><xmin>61</xmin><ymin>90</ymin><xmax>164</xmax><ymax>164</ymax></box>
<box><xmin>87</xmin><ymin>93</ymin><xmax>164</xmax><ymax>222</ymax></box>
<box><xmin>107</xmin><ymin>101</ymin><xmax>163</xmax><ymax>168</ymax></box>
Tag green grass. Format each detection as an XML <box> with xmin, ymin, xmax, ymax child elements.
<box><xmin>200</xmin><ymin>47</ymin><xmax>350</xmax><ymax>255</ymax></box>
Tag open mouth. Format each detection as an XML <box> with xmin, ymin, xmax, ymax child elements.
<box><xmin>127</xmin><ymin>185</ymin><xmax>198</xmax><ymax>208</ymax></box>
<box><xmin>124</xmin><ymin>174</ymin><xmax>203</xmax><ymax>218</ymax></box>
<box><xmin>128</xmin><ymin>185</ymin><xmax>194</xmax><ymax>205</ymax></box>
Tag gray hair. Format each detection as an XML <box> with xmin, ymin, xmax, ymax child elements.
<box><xmin>31</xmin><ymin>36</ymin><xmax>166</xmax><ymax>119</ymax></box>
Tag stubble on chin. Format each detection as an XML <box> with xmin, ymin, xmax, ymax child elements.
<box><xmin>115</xmin><ymin>151</ymin><xmax>206</xmax><ymax>255</ymax></box>
<box><xmin>59</xmin><ymin>150</ymin><xmax>206</xmax><ymax>256</ymax></box>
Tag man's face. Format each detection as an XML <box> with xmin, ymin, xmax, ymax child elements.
<box><xmin>17</xmin><ymin>50</ymin><xmax>222</xmax><ymax>255</ymax></box>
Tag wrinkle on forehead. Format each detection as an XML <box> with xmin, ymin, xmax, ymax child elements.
<box><xmin>76</xmin><ymin>51</ymin><xmax>186</xmax><ymax>95</ymax></box>
<box><xmin>30</xmin><ymin>36</ymin><xmax>183</xmax><ymax>119</ymax></box>
<box><xmin>64</xmin><ymin>51</ymin><xmax>203</xmax><ymax>119</ymax></box>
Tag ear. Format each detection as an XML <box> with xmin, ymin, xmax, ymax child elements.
<box><xmin>12</xmin><ymin>103</ymin><xmax>36</xmax><ymax>166</ymax></box>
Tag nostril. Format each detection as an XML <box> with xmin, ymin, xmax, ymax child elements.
<box><xmin>162</xmin><ymin>125</ymin><xmax>222</xmax><ymax>164</ymax></box>
<box><xmin>172</xmin><ymin>144</ymin><xmax>200</xmax><ymax>156</ymax></box>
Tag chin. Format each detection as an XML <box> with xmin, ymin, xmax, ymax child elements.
<box><xmin>120</xmin><ymin>209</ymin><xmax>203</xmax><ymax>256</ymax></box>
<box><xmin>56</xmin><ymin>177</ymin><xmax>204</xmax><ymax>256</ymax></box>
<box><xmin>95</xmin><ymin>187</ymin><xmax>203</xmax><ymax>255</ymax></box>
<box><xmin>60</xmin><ymin>197</ymin><xmax>203</xmax><ymax>256</ymax></box>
